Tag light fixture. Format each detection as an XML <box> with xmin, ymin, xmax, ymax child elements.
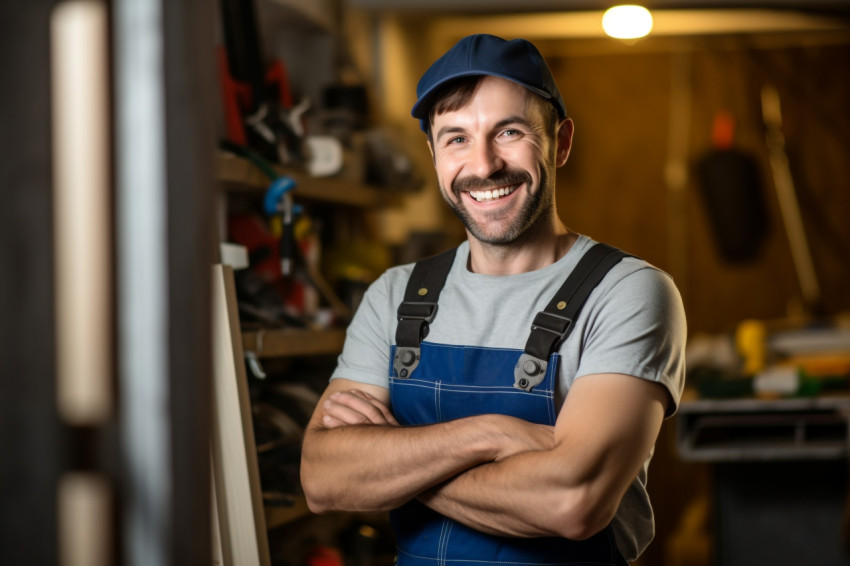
<box><xmin>602</xmin><ymin>5</ymin><xmax>654</xmax><ymax>40</ymax></box>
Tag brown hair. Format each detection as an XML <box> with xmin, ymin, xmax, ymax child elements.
<box><xmin>425</xmin><ymin>76</ymin><xmax>560</xmax><ymax>141</ymax></box>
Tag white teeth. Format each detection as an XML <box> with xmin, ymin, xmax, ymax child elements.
<box><xmin>469</xmin><ymin>186</ymin><xmax>516</xmax><ymax>202</ymax></box>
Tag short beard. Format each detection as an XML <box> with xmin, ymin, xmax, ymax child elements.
<box><xmin>443</xmin><ymin>166</ymin><xmax>552</xmax><ymax>246</ymax></box>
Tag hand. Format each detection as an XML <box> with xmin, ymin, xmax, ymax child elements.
<box><xmin>321</xmin><ymin>389</ymin><xmax>399</xmax><ymax>429</ymax></box>
<box><xmin>486</xmin><ymin>415</ymin><xmax>556</xmax><ymax>461</ymax></box>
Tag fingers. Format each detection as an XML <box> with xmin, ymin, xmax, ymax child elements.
<box><xmin>492</xmin><ymin>419</ymin><xmax>556</xmax><ymax>462</ymax></box>
<box><xmin>321</xmin><ymin>389</ymin><xmax>399</xmax><ymax>428</ymax></box>
<box><xmin>346</xmin><ymin>390</ymin><xmax>399</xmax><ymax>425</ymax></box>
<box><xmin>321</xmin><ymin>414</ymin><xmax>347</xmax><ymax>428</ymax></box>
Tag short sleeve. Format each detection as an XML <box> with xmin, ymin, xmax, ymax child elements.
<box><xmin>575</xmin><ymin>266</ymin><xmax>687</xmax><ymax>417</ymax></box>
<box><xmin>330</xmin><ymin>268</ymin><xmax>405</xmax><ymax>389</ymax></box>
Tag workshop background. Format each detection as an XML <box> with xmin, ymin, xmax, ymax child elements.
<box><xmin>1</xmin><ymin>0</ymin><xmax>849</xmax><ymax>565</ymax></box>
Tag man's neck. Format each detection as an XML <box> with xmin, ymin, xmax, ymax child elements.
<box><xmin>467</xmin><ymin>224</ymin><xmax>577</xmax><ymax>276</ymax></box>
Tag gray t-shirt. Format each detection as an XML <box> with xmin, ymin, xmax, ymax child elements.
<box><xmin>331</xmin><ymin>234</ymin><xmax>687</xmax><ymax>561</ymax></box>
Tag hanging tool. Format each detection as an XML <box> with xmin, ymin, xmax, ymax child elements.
<box><xmin>263</xmin><ymin>176</ymin><xmax>297</xmax><ymax>277</ymax></box>
<box><xmin>696</xmin><ymin>109</ymin><xmax>769</xmax><ymax>263</ymax></box>
<box><xmin>761</xmin><ymin>84</ymin><xmax>821</xmax><ymax>313</ymax></box>
<box><xmin>219</xmin><ymin>0</ymin><xmax>303</xmax><ymax>165</ymax></box>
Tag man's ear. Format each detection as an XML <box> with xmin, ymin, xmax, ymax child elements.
<box><xmin>555</xmin><ymin>118</ymin><xmax>574</xmax><ymax>167</ymax></box>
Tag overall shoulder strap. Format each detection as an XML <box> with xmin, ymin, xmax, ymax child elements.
<box><xmin>394</xmin><ymin>246</ymin><xmax>458</xmax><ymax>377</ymax></box>
<box><xmin>515</xmin><ymin>243</ymin><xmax>630</xmax><ymax>391</ymax></box>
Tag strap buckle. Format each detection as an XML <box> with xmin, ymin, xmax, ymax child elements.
<box><xmin>530</xmin><ymin>311</ymin><xmax>573</xmax><ymax>342</ymax></box>
<box><xmin>514</xmin><ymin>312</ymin><xmax>571</xmax><ymax>390</ymax></box>
<box><xmin>394</xmin><ymin>302</ymin><xmax>438</xmax><ymax>379</ymax></box>
<box><xmin>397</xmin><ymin>301</ymin><xmax>439</xmax><ymax>323</ymax></box>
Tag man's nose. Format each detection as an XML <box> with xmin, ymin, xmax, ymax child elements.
<box><xmin>467</xmin><ymin>141</ymin><xmax>504</xmax><ymax>179</ymax></box>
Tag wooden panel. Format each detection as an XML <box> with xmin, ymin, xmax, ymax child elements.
<box><xmin>210</xmin><ymin>264</ymin><xmax>271</xmax><ymax>566</ymax></box>
<box><xmin>546</xmin><ymin>39</ymin><xmax>850</xmax><ymax>333</ymax></box>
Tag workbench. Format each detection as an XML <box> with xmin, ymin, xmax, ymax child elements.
<box><xmin>677</xmin><ymin>396</ymin><xmax>850</xmax><ymax>565</ymax></box>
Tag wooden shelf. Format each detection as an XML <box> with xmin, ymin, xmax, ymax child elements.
<box><xmin>218</xmin><ymin>152</ymin><xmax>380</xmax><ymax>208</ymax></box>
<box><xmin>242</xmin><ymin>327</ymin><xmax>347</xmax><ymax>359</ymax></box>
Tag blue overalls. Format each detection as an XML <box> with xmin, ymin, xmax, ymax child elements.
<box><xmin>386</xmin><ymin>244</ymin><xmax>630</xmax><ymax>566</ymax></box>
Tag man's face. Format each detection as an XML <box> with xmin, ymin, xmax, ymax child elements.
<box><xmin>428</xmin><ymin>76</ymin><xmax>564</xmax><ymax>246</ymax></box>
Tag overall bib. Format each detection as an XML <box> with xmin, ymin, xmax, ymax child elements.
<box><xmin>387</xmin><ymin>244</ymin><xmax>630</xmax><ymax>566</ymax></box>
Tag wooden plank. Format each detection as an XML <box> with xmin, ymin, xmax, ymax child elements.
<box><xmin>210</xmin><ymin>265</ymin><xmax>271</xmax><ymax>566</ymax></box>
<box><xmin>242</xmin><ymin>327</ymin><xmax>347</xmax><ymax>358</ymax></box>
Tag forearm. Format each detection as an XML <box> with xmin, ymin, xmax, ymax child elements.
<box><xmin>418</xmin><ymin>446</ymin><xmax>604</xmax><ymax>540</ymax></box>
<box><xmin>301</xmin><ymin>415</ymin><xmax>504</xmax><ymax>514</ymax></box>
<box><xmin>419</xmin><ymin>375</ymin><xmax>669</xmax><ymax>540</ymax></box>
<box><xmin>301</xmin><ymin>379</ymin><xmax>557</xmax><ymax>516</ymax></box>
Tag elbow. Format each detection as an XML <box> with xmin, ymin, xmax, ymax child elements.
<box><xmin>301</xmin><ymin>480</ymin><xmax>339</xmax><ymax>516</ymax></box>
<box><xmin>300</xmin><ymin>461</ymin><xmax>395</xmax><ymax>515</ymax></box>
<box><xmin>301</xmin><ymin>479</ymin><xmax>396</xmax><ymax>515</ymax></box>
<box><xmin>304</xmin><ymin>493</ymin><xmax>330</xmax><ymax>515</ymax></box>
<box><xmin>299</xmin><ymin>458</ymin><xmax>333</xmax><ymax>514</ymax></box>
<box><xmin>556</xmin><ymin>516</ymin><xmax>612</xmax><ymax>541</ymax></box>
<box><xmin>550</xmin><ymin>489</ymin><xmax>618</xmax><ymax>541</ymax></box>
<box><xmin>301</xmin><ymin>480</ymin><xmax>328</xmax><ymax>515</ymax></box>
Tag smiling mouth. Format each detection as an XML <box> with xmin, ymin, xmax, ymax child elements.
<box><xmin>468</xmin><ymin>185</ymin><xmax>518</xmax><ymax>203</ymax></box>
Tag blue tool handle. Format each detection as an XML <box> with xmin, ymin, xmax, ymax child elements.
<box><xmin>263</xmin><ymin>176</ymin><xmax>296</xmax><ymax>214</ymax></box>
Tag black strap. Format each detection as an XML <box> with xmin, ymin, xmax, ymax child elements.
<box><xmin>523</xmin><ymin>243</ymin><xmax>629</xmax><ymax>361</ymax></box>
<box><xmin>395</xmin><ymin>247</ymin><xmax>458</xmax><ymax>348</ymax></box>
<box><xmin>393</xmin><ymin>243</ymin><xmax>628</xmax><ymax>385</ymax></box>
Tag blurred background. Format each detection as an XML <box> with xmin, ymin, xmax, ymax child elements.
<box><xmin>2</xmin><ymin>0</ymin><xmax>849</xmax><ymax>565</ymax></box>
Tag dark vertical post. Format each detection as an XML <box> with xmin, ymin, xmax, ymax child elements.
<box><xmin>162</xmin><ymin>0</ymin><xmax>218</xmax><ymax>564</ymax></box>
<box><xmin>0</xmin><ymin>2</ymin><xmax>62</xmax><ymax>564</ymax></box>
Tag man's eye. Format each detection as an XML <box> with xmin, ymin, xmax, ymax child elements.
<box><xmin>502</xmin><ymin>129</ymin><xmax>521</xmax><ymax>138</ymax></box>
<box><xmin>448</xmin><ymin>136</ymin><xmax>466</xmax><ymax>145</ymax></box>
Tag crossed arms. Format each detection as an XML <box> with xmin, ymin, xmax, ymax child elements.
<box><xmin>300</xmin><ymin>373</ymin><xmax>667</xmax><ymax>540</ymax></box>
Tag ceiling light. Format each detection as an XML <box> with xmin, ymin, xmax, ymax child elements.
<box><xmin>602</xmin><ymin>5</ymin><xmax>654</xmax><ymax>40</ymax></box>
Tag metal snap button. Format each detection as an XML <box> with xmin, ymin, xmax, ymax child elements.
<box><xmin>400</xmin><ymin>350</ymin><xmax>416</xmax><ymax>366</ymax></box>
<box><xmin>523</xmin><ymin>359</ymin><xmax>541</xmax><ymax>376</ymax></box>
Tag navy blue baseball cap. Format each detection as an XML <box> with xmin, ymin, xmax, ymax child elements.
<box><xmin>411</xmin><ymin>34</ymin><xmax>567</xmax><ymax>132</ymax></box>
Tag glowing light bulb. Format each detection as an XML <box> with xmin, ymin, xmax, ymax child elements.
<box><xmin>602</xmin><ymin>5</ymin><xmax>654</xmax><ymax>40</ymax></box>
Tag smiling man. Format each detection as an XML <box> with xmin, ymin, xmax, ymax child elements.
<box><xmin>300</xmin><ymin>34</ymin><xmax>687</xmax><ymax>566</ymax></box>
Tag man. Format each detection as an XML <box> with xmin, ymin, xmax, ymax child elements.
<box><xmin>301</xmin><ymin>34</ymin><xmax>686</xmax><ymax>565</ymax></box>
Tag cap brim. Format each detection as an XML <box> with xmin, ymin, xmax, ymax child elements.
<box><xmin>411</xmin><ymin>71</ymin><xmax>554</xmax><ymax>121</ymax></box>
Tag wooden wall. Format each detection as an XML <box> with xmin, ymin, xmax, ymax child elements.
<box><xmin>546</xmin><ymin>35</ymin><xmax>850</xmax><ymax>335</ymax></box>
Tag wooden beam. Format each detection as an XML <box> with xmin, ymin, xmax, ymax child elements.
<box><xmin>210</xmin><ymin>265</ymin><xmax>271</xmax><ymax>566</ymax></box>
